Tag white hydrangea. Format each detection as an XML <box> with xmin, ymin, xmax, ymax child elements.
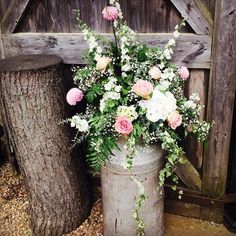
<box><xmin>139</xmin><ymin>88</ymin><xmax>177</xmax><ymax>122</ymax></box>
<box><xmin>70</xmin><ymin>116</ymin><xmax>89</xmax><ymax>132</ymax></box>
<box><xmin>117</xmin><ymin>105</ymin><xmax>138</xmax><ymax>121</ymax></box>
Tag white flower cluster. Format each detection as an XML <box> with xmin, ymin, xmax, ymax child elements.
<box><xmin>190</xmin><ymin>93</ymin><xmax>200</xmax><ymax>102</ymax></box>
<box><xmin>100</xmin><ymin>77</ymin><xmax>121</xmax><ymax>112</ymax></box>
<box><xmin>184</xmin><ymin>100</ymin><xmax>197</xmax><ymax>109</ymax></box>
<box><xmin>82</xmin><ymin>28</ymin><xmax>102</xmax><ymax>55</ymax></box>
<box><xmin>140</xmin><ymin>88</ymin><xmax>177</xmax><ymax>122</ymax></box>
<box><xmin>160</xmin><ymin>68</ymin><xmax>176</xmax><ymax>82</ymax></box>
<box><xmin>184</xmin><ymin>93</ymin><xmax>200</xmax><ymax>110</ymax></box>
<box><xmin>119</xmin><ymin>25</ymin><xmax>136</xmax><ymax>77</ymax></box>
<box><xmin>160</xmin><ymin>22</ymin><xmax>185</xmax><ymax>61</ymax></box>
<box><xmin>70</xmin><ymin>115</ymin><xmax>89</xmax><ymax>132</ymax></box>
<box><xmin>117</xmin><ymin>105</ymin><xmax>138</xmax><ymax>121</ymax></box>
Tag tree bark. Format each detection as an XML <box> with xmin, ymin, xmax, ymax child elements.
<box><xmin>0</xmin><ymin>55</ymin><xmax>91</xmax><ymax>235</ymax></box>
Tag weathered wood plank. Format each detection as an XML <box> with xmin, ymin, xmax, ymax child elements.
<box><xmin>165</xmin><ymin>200</ymin><xmax>201</xmax><ymax>218</ymax></box>
<box><xmin>1</xmin><ymin>33</ymin><xmax>211</xmax><ymax>68</ymax></box>
<box><xmin>201</xmin><ymin>0</ymin><xmax>236</xmax><ymax>220</ymax></box>
<box><xmin>203</xmin><ymin>0</ymin><xmax>216</xmax><ymax>16</ymax></box>
<box><xmin>1</xmin><ymin>0</ymin><xmax>31</xmax><ymax>33</ymax></box>
<box><xmin>0</xmin><ymin>29</ymin><xmax>4</xmax><ymax>58</ymax></box>
<box><xmin>175</xmin><ymin>156</ymin><xmax>202</xmax><ymax>191</ymax></box>
<box><xmin>170</xmin><ymin>0</ymin><xmax>213</xmax><ymax>34</ymax></box>
<box><xmin>185</xmin><ymin>70</ymin><xmax>207</xmax><ymax>170</ymax></box>
<box><xmin>120</xmin><ymin>0</ymin><xmax>147</xmax><ymax>33</ymax></box>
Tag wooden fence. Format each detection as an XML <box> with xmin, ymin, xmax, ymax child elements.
<box><xmin>0</xmin><ymin>0</ymin><xmax>235</xmax><ymax>223</ymax></box>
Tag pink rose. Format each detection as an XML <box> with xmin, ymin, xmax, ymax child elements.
<box><xmin>114</xmin><ymin>116</ymin><xmax>133</xmax><ymax>135</ymax></box>
<box><xmin>167</xmin><ymin>111</ymin><xmax>182</xmax><ymax>130</ymax></box>
<box><xmin>178</xmin><ymin>66</ymin><xmax>190</xmax><ymax>80</ymax></box>
<box><xmin>102</xmin><ymin>6</ymin><xmax>119</xmax><ymax>21</ymax></box>
<box><xmin>132</xmin><ymin>80</ymin><xmax>153</xmax><ymax>99</ymax></box>
<box><xmin>66</xmin><ymin>88</ymin><xmax>83</xmax><ymax>106</ymax></box>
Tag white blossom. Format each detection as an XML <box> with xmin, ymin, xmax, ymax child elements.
<box><xmin>157</xmin><ymin>81</ymin><xmax>171</xmax><ymax>92</ymax></box>
<box><xmin>122</xmin><ymin>64</ymin><xmax>131</xmax><ymax>72</ymax></box>
<box><xmin>139</xmin><ymin>88</ymin><xmax>177</xmax><ymax>122</ymax></box>
<box><xmin>173</xmin><ymin>31</ymin><xmax>180</xmax><ymax>38</ymax></box>
<box><xmin>190</xmin><ymin>93</ymin><xmax>200</xmax><ymax>102</ymax></box>
<box><xmin>184</xmin><ymin>100</ymin><xmax>197</xmax><ymax>109</ymax></box>
<box><xmin>117</xmin><ymin>105</ymin><xmax>138</xmax><ymax>121</ymax></box>
<box><xmin>70</xmin><ymin>116</ymin><xmax>89</xmax><ymax>132</ymax></box>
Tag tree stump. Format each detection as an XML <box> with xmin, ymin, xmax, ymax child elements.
<box><xmin>0</xmin><ymin>55</ymin><xmax>91</xmax><ymax>235</ymax></box>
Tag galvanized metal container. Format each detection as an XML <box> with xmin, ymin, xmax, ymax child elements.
<box><xmin>101</xmin><ymin>139</ymin><xmax>164</xmax><ymax>236</ymax></box>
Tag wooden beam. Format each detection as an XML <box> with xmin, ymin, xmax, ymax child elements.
<box><xmin>185</xmin><ymin>70</ymin><xmax>208</xmax><ymax>170</ymax></box>
<box><xmin>0</xmin><ymin>29</ymin><xmax>5</xmax><ymax>58</ymax></box>
<box><xmin>201</xmin><ymin>0</ymin><xmax>236</xmax><ymax>221</ymax></box>
<box><xmin>175</xmin><ymin>156</ymin><xmax>202</xmax><ymax>191</ymax></box>
<box><xmin>1</xmin><ymin>0</ymin><xmax>31</xmax><ymax>34</ymax></box>
<box><xmin>170</xmin><ymin>0</ymin><xmax>213</xmax><ymax>34</ymax></box>
<box><xmin>1</xmin><ymin>33</ymin><xmax>211</xmax><ymax>68</ymax></box>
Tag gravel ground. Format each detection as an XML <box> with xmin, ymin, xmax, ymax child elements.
<box><xmin>0</xmin><ymin>163</ymin><xmax>235</xmax><ymax>236</ymax></box>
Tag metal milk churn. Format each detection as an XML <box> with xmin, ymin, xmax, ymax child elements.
<box><xmin>101</xmin><ymin>139</ymin><xmax>164</xmax><ymax>236</ymax></box>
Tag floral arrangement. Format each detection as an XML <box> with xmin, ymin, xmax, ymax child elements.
<box><xmin>65</xmin><ymin>0</ymin><xmax>212</xmax><ymax>234</ymax></box>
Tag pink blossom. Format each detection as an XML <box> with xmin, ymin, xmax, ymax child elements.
<box><xmin>178</xmin><ymin>66</ymin><xmax>190</xmax><ymax>80</ymax></box>
<box><xmin>102</xmin><ymin>6</ymin><xmax>119</xmax><ymax>21</ymax></box>
<box><xmin>167</xmin><ymin>111</ymin><xmax>182</xmax><ymax>129</ymax></box>
<box><xmin>114</xmin><ymin>116</ymin><xmax>133</xmax><ymax>135</ymax></box>
<box><xmin>66</xmin><ymin>88</ymin><xmax>83</xmax><ymax>106</ymax></box>
<box><xmin>132</xmin><ymin>80</ymin><xmax>153</xmax><ymax>99</ymax></box>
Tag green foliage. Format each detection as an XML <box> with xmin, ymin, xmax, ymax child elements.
<box><xmin>87</xmin><ymin>136</ymin><xmax>118</xmax><ymax>172</ymax></box>
<box><xmin>85</xmin><ymin>84</ymin><xmax>103</xmax><ymax>103</ymax></box>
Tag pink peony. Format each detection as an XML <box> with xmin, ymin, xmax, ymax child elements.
<box><xmin>167</xmin><ymin>111</ymin><xmax>182</xmax><ymax>130</ymax></box>
<box><xmin>66</xmin><ymin>88</ymin><xmax>83</xmax><ymax>106</ymax></box>
<box><xmin>102</xmin><ymin>6</ymin><xmax>119</xmax><ymax>21</ymax></box>
<box><xmin>114</xmin><ymin>116</ymin><xmax>133</xmax><ymax>135</ymax></box>
<box><xmin>178</xmin><ymin>66</ymin><xmax>190</xmax><ymax>80</ymax></box>
<box><xmin>132</xmin><ymin>80</ymin><xmax>153</xmax><ymax>99</ymax></box>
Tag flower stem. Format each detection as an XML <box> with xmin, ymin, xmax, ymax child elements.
<box><xmin>112</xmin><ymin>22</ymin><xmax>119</xmax><ymax>49</ymax></box>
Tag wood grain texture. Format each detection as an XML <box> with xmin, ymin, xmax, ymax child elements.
<box><xmin>0</xmin><ymin>0</ymin><xmax>31</xmax><ymax>33</ymax></box>
<box><xmin>203</xmin><ymin>0</ymin><xmax>216</xmax><ymax>16</ymax></box>
<box><xmin>120</xmin><ymin>0</ymin><xmax>147</xmax><ymax>33</ymax></box>
<box><xmin>0</xmin><ymin>55</ymin><xmax>91</xmax><ymax>234</ymax></box>
<box><xmin>15</xmin><ymin>0</ymin><xmax>195</xmax><ymax>33</ymax></box>
<box><xmin>1</xmin><ymin>32</ymin><xmax>211</xmax><ymax>68</ymax></box>
<box><xmin>170</xmin><ymin>0</ymin><xmax>213</xmax><ymax>34</ymax></box>
<box><xmin>175</xmin><ymin>156</ymin><xmax>202</xmax><ymax>191</ymax></box>
<box><xmin>185</xmin><ymin>70</ymin><xmax>208</xmax><ymax>170</ymax></box>
<box><xmin>202</xmin><ymin>0</ymin><xmax>236</xmax><ymax>201</ymax></box>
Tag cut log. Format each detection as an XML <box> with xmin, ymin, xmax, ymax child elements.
<box><xmin>174</xmin><ymin>156</ymin><xmax>202</xmax><ymax>191</ymax></box>
<box><xmin>0</xmin><ymin>55</ymin><xmax>91</xmax><ymax>235</ymax></box>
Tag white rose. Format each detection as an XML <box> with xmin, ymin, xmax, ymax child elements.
<box><xmin>148</xmin><ymin>66</ymin><xmax>162</xmax><ymax>80</ymax></box>
<box><xmin>96</xmin><ymin>56</ymin><xmax>111</xmax><ymax>73</ymax></box>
